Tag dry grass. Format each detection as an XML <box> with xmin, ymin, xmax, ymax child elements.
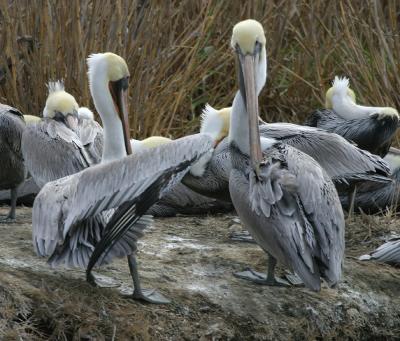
<box><xmin>0</xmin><ymin>0</ymin><xmax>399</xmax><ymax>140</ymax></box>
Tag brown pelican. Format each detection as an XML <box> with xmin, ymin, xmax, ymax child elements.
<box><xmin>183</xmin><ymin>108</ymin><xmax>391</xmax><ymax>205</ymax></box>
<box><xmin>0</xmin><ymin>104</ymin><xmax>26</xmax><ymax>222</ymax></box>
<box><xmin>22</xmin><ymin>81</ymin><xmax>103</xmax><ymax>188</ymax></box>
<box><xmin>228</xmin><ymin>20</ymin><xmax>344</xmax><ymax>290</ymax></box>
<box><xmin>305</xmin><ymin>76</ymin><xmax>399</xmax><ymax>157</ymax></box>
<box><xmin>359</xmin><ymin>238</ymin><xmax>400</xmax><ymax>266</ymax></box>
<box><xmin>32</xmin><ymin>52</ymin><xmax>215</xmax><ymax>303</ymax></box>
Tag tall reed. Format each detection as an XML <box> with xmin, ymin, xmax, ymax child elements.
<box><xmin>0</xmin><ymin>0</ymin><xmax>399</xmax><ymax>141</ymax></box>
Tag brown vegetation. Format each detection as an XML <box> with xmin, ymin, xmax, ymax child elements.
<box><xmin>0</xmin><ymin>0</ymin><xmax>399</xmax><ymax>140</ymax></box>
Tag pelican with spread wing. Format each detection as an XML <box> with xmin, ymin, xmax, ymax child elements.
<box><xmin>32</xmin><ymin>52</ymin><xmax>215</xmax><ymax>303</ymax></box>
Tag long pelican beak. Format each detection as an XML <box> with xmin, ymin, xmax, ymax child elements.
<box><xmin>238</xmin><ymin>49</ymin><xmax>263</xmax><ymax>177</ymax></box>
<box><xmin>109</xmin><ymin>76</ymin><xmax>132</xmax><ymax>155</ymax></box>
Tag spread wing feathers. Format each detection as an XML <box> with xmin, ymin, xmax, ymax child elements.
<box><xmin>32</xmin><ymin>134</ymin><xmax>213</xmax><ymax>261</ymax></box>
<box><xmin>360</xmin><ymin>238</ymin><xmax>400</xmax><ymax>265</ymax></box>
<box><xmin>249</xmin><ymin>144</ymin><xmax>345</xmax><ymax>288</ymax></box>
<box><xmin>0</xmin><ymin>106</ymin><xmax>25</xmax><ymax>155</ymax></box>
<box><xmin>86</xmin><ymin>161</ymin><xmax>192</xmax><ymax>272</ymax></box>
<box><xmin>259</xmin><ymin>122</ymin><xmax>390</xmax><ymax>185</ymax></box>
<box><xmin>22</xmin><ymin>119</ymin><xmax>95</xmax><ymax>187</ymax></box>
<box><xmin>43</xmin><ymin>213</ymin><xmax>153</xmax><ymax>268</ymax></box>
<box><xmin>305</xmin><ymin>109</ymin><xmax>398</xmax><ymax>157</ymax></box>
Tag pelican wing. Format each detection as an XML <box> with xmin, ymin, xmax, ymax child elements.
<box><xmin>235</xmin><ymin>143</ymin><xmax>344</xmax><ymax>290</ymax></box>
<box><xmin>360</xmin><ymin>238</ymin><xmax>400</xmax><ymax>265</ymax></box>
<box><xmin>32</xmin><ymin>134</ymin><xmax>213</xmax><ymax>265</ymax></box>
<box><xmin>22</xmin><ymin>119</ymin><xmax>99</xmax><ymax>187</ymax></box>
<box><xmin>182</xmin><ymin>138</ymin><xmax>232</xmax><ymax>202</ymax></box>
<box><xmin>75</xmin><ymin>117</ymin><xmax>104</xmax><ymax>165</ymax></box>
<box><xmin>284</xmin><ymin>144</ymin><xmax>345</xmax><ymax>285</ymax></box>
<box><xmin>305</xmin><ymin>109</ymin><xmax>398</xmax><ymax>157</ymax></box>
<box><xmin>260</xmin><ymin>122</ymin><xmax>390</xmax><ymax>184</ymax></box>
<box><xmin>0</xmin><ymin>105</ymin><xmax>25</xmax><ymax>154</ymax></box>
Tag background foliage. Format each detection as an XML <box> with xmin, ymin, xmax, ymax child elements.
<box><xmin>0</xmin><ymin>0</ymin><xmax>399</xmax><ymax>140</ymax></box>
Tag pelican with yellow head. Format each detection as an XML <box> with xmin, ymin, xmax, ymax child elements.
<box><xmin>31</xmin><ymin>52</ymin><xmax>218</xmax><ymax>305</ymax></box>
<box><xmin>305</xmin><ymin>76</ymin><xmax>399</xmax><ymax>157</ymax></box>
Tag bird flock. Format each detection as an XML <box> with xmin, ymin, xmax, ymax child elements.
<box><xmin>0</xmin><ymin>19</ymin><xmax>399</xmax><ymax>304</ymax></box>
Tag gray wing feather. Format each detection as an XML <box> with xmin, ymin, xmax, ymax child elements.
<box><xmin>32</xmin><ymin>134</ymin><xmax>213</xmax><ymax>267</ymax></box>
<box><xmin>339</xmin><ymin>167</ymin><xmax>400</xmax><ymax>213</ymax></box>
<box><xmin>260</xmin><ymin>123</ymin><xmax>390</xmax><ymax>185</ymax></box>
<box><xmin>147</xmin><ymin>182</ymin><xmax>233</xmax><ymax>216</ymax></box>
<box><xmin>230</xmin><ymin>143</ymin><xmax>344</xmax><ymax>291</ymax></box>
<box><xmin>305</xmin><ymin>109</ymin><xmax>398</xmax><ymax>157</ymax></box>
<box><xmin>0</xmin><ymin>106</ymin><xmax>26</xmax><ymax>189</ymax></box>
<box><xmin>360</xmin><ymin>238</ymin><xmax>400</xmax><ymax>265</ymax></box>
<box><xmin>182</xmin><ymin>138</ymin><xmax>232</xmax><ymax>202</ymax></box>
<box><xmin>22</xmin><ymin>119</ymin><xmax>94</xmax><ymax>187</ymax></box>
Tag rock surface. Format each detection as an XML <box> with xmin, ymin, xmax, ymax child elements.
<box><xmin>0</xmin><ymin>206</ymin><xmax>399</xmax><ymax>340</ymax></box>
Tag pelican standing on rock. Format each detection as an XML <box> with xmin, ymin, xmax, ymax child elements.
<box><xmin>32</xmin><ymin>52</ymin><xmax>216</xmax><ymax>303</ymax></box>
<box><xmin>0</xmin><ymin>104</ymin><xmax>26</xmax><ymax>222</ymax></box>
<box><xmin>22</xmin><ymin>81</ymin><xmax>103</xmax><ymax>187</ymax></box>
<box><xmin>305</xmin><ymin>77</ymin><xmax>399</xmax><ymax>157</ymax></box>
<box><xmin>227</xmin><ymin>19</ymin><xmax>344</xmax><ymax>290</ymax></box>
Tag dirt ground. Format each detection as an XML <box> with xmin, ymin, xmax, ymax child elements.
<box><xmin>0</xmin><ymin>206</ymin><xmax>399</xmax><ymax>340</ymax></box>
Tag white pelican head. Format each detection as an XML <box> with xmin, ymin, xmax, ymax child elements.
<box><xmin>231</xmin><ymin>19</ymin><xmax>267</xmax><ymax>174</ymax></box>
<box><xmin>43</xmin><ymin>80</ymin><xmax>79</xmax><ymax>129</ymax></box>
<box><xmin>231</xmin><ymin>19</ymin><xmax>267</xmax><ymax>96</ymax></box>
<box><xmin>325</xmin><ymin>76</ymin><xmax>356</xmax><ymax>109</ymax></box>
<box><xmin>326</xmin><ymin>76</ymin><xmax>399</xmax><ymax>120</ymax></box>
<box><xmin>87</xmin><ymin>52</ymin><xmax>131</xmax><ymax>159</ymax></box>
<box><xmin>200</xmin><ymin>104</ymin><xmax>231</xmax><ymax>144</ymax></box>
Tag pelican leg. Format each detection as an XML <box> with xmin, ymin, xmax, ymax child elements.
<box><xmin>233</xmin><ymin>254</ymin><xmax>290</xmax><ymax>286</ymax></box>
<box><xmin>0</xmin><ymin>188</ymin><xmax>17</xmax><ymax>223</ymax></box>
<box><xmin>348</xmin><ymin>185</ymin><xmax>357</xmax><ymax>218</ymax></box>
<box><xmin>127</xmin><ymin>254</ymin><xmax>170</xmax><ymax>304</ymax></box>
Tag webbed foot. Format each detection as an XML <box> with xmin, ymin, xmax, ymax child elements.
<box><xmin>234</xmin><ymin>267</ymin><xmax>290</xmax><ymax>286</ymax></box>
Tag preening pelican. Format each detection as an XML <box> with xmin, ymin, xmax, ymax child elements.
<box><xmin>32</xmin><ymin>52</ymin><xmax>215</xmax><ymax>303</ymax></box>
<box><xmin>228</xmin><ymin>20</ymin><xmax>344</xmax><ymax>291</ymax></box>
<box><xmin>0</xmin><ymin>104</ymin><xmax>26</xmax><ymax>222</ymax></box>
<box><xmin>184</xmin><ymin>105</ymin><xmax>391</xmax><ymax>206</ymax></box>
<box><xmin>22</xmin><ymin>81</ymin><xmax>103</xmax><ymax>187</ymax></box>
<box><xmin>305</xmin><ymin>76</ymin><xmax>399</xmax><ymax>157</ymax></box>
<box><xmin>359</xmin><ymin>238</ymin><xmax>400</xmax><ymax>266</ymax></box>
